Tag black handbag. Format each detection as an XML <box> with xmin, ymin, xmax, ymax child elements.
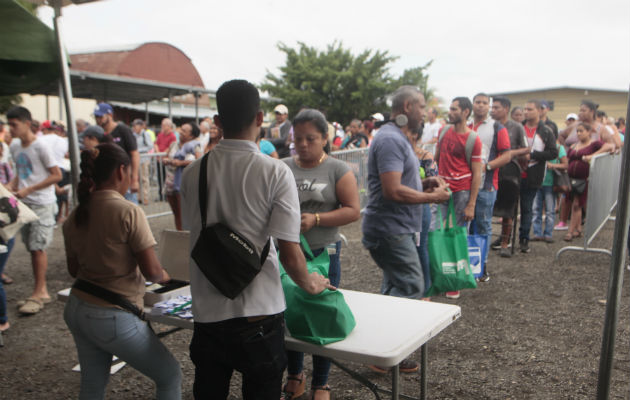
<box><xmin>191</xmin><ymin>153</ymin><xmax>270</xmax><ymax>299</ymax></box>
<box><xmin>552</xmin><ymin>169</ymin><xmax>570</xmax><ymax>193</ymax></box>
<box><xmin>570</xmin><ymin>178</ymin><xmax>587</xmax><ymax>194</ymax></box>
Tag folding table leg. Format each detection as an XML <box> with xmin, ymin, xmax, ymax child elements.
<box><xmin>391</xmin><ymin>364</ymin><xmax>399</xmax><ymax>400</ymax></box>
<box><xmin>420</xmin><ymin>344</ymin><xmax>427</xmax><ymax>400</ymax></box>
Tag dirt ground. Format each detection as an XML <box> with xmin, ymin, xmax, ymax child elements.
<box><xmin>1</xmin><ymin>213</ymin><xmax>629</xmax><ymax>399</ymax></box>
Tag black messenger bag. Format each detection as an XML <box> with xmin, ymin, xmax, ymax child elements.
<box><xmin>191</xmin><ymin>153</ymin><xmax>270</xmax><ymax>299</ymax></box>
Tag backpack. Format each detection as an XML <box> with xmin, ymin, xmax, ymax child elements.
<box><xmin>434</xmin><ymin>124</ymin><xmax>479</xmax><ymax>168</ymax></box>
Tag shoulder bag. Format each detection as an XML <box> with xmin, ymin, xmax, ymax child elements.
<box><xmin>191</xmin><ymin>152</ymin><xmax>270</xmax><ymax>299</ymax></box>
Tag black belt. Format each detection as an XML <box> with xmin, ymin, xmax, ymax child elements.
<box><xmin>73</xmin><ymin>279</ymin><xmax>145</xmax><ymax>320</ymax></box>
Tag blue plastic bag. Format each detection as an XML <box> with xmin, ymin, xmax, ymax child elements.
<box><xmin>467</xmin><ymin>220</ymin><xmax>488</xmax><ymax>279</ymax></box>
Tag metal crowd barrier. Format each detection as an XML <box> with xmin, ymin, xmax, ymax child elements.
<box><xmin>138</xmin><ymin>148</ymin><xmax>372</xmax><ymax>219</ymax></box>
<box><xmin>556</xmin><ymin>151</ymin><xmax>623</xmax><ymax>259</ymax></box>
<box><xmin>138</xmin><ymin>152</ymin><xmax>173</xmax><ymax>219</ymax></box>
<box><xmin>330</xmin><ymin>148</ymin><xmax>369</xmax><ymax>210</ymax></box>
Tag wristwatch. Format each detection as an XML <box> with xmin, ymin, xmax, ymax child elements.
<box><xmin>486</xmin><ymin>163</ymin><xmax>492</xmax><ymax>171</ymax></box>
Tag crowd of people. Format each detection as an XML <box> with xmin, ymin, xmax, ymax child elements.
<box><xmin>0</xmin><ymin>82</ymin><xmax>625</xmax><ymax>399</ymax></box>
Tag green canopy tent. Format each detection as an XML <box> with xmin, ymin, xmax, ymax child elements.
<box><xmin>0</xmin><ymin>0</ymin><xmax>60</xmax><ymax>95</ymax></box>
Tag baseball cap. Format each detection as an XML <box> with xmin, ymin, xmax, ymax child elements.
<box><xmin>93</xmin><ymin>103</ymin><xmax>113</xmax><ymax>117</ymax></box>
<box><xmin>132</xmin><ymin>118</ymin><xmax>144</xmax><ymax>126</ymax></box>
<box><xmin>540</xmin><ymin>100</ymin><xmax>551</xmax><ymax>109</ymax></box>
<box><xmin>274</xmin><ymin>104</ymin><xmax>289</xmax><ymax>115</ymax></box>
<box><xmin>566</xmin><ymin>113</ymin><xmax>578</xmax><ymax>121</ymax></box>
<box><xmin>371</xmin><ymin>113</ymin><xmax>385</xmax><ymax>122</ymax></box>
<box><xmin>41</xmin><ymin>120</ymin><xmax>53</xmax><ymax>130</ymax></box>
<box><xmin>82</xmin><ymin>125</ymin><xmax>105</xmax><ymax>140</ymax></box>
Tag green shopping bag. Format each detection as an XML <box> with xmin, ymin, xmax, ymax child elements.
<box><xmin>279</xmin><ymin>235</ymin><xmax>356</xmax><ymax>345</ymax></box>
<box><xmin>425</xmin><ymin>197</ymin><xmax>477</xmax><ymax>296</ymax></box>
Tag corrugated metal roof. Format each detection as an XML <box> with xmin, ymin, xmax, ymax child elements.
<box><xmin>490</xmin><ymin>86</ymin><xmax>628</xmax><ymax>96</ymax></box>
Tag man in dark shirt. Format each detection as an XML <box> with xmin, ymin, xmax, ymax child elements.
<box><xmin>94</xmin><ymin>103</ymin><xmax>140</xmax><ymax>204</ymax></box>
<box><xmin>540</xmin><ymin>100</ymin><xmax>558</xmax><ymax>139</ymax></box>
<box><xmin>266</xmin><ymin>104</ymin><xmax>292</xmax><ymax>158</ymax></box>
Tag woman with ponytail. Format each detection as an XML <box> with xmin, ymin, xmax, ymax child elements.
<box><xmin>62</xmin><ymin>143</ymin><xmax>182</xmax><ymax>399</ymax></box>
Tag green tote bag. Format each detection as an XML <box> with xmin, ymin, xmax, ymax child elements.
<box><xmin>279</xmin><ymin>235</ymin><xmax>356</xmax><ymax>345</ymax></box>
<box><xmin>425</xmin><ymin>197</ymin><xmax>477</xmax><ymax>296</ymax></box>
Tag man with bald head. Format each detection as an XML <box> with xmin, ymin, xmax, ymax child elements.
<box><xmin>362</xmin><ymin>86</ymin><xmax>450</xmax><ymax>373</ymax></box>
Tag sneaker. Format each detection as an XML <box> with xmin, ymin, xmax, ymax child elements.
<box><xmin>554</xmin><ymin>222</ymin><xmax>568</xmax><ymax>231</ymax></box>
<box><xmin>399</xmin><ymin>358</ymin><xmax>419</xmax><ymax>373</ymax></box>
<box><xmin>499</xmin><ymin>247</ymin><xmax>512</xmax><ymax>258</ymax></box>
<box><xmin>445</xmin><ymin>291</ymin><xmax>460</xmax><ymax>299</ymax></box>
<box><xmin>531</xmin><ymin>236</ymin><xmax>543</xmax><ymax>242</ymax></box>
<box><xmin>478</xmin><ymin>273</ymin><xmax>490</xmax><ymax>283</ymax></box>
<box><xmin>519</xmin><ymin>238</ymin><xmax>530</xmax><ymax>253</ymax></box>
<box><xmin>368</xmin><ymin>358</ymin><xmax>419</xmax><ymax>374</ymax></box>
<box><xmin>491</xmin><ymin>239</ymin><xmax>511</xmax><ymax>250</ymax></box>
<box><xmin>544</xmin><ymin>237</ymin><xmax>554</xmax><ymax>243</ymax></box>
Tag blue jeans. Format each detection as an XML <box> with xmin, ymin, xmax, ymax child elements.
<box><xmin>416</xmin><ymin>204</ymin><xmax>432</xmax><ymax>296</ymax></box>
<box><xmin>287</xmin><ymin>242</ymin><xmax>341</xmax><ymax>387</ymax></box>
<box><xmin>0</xmin><ymin>238</ymin><xmax>15</xmax><ymax>324</ymax></box>
<box><xmin>433</xmin><ymin>190</ymin><xmax>470</xmax><ymax>229</ymax></box>
<box><xmin>363</xmin><ymin>233</ymin><xmax>424</xmax><ymax>299</ymax></box>
<box><xmin>533</xmin><ymin>186</ymin><xmax>556</xmax><ymax>238</ymax></box>
<box><xmin>472</xmin><ymin>189</ymin><xmax>497</xmax><ymax>265</ymax></box>
<box><xmin>64</xmin><ymin>294</ymin><xmax>182</xmax><ymax>400</ymax></box>
<box><xmin>124</xmin><ymin>190</ymin><xmax>138</xmax><ymax>204</ymax></box>
<box><xmin>519</xmin><ymin>180</ymin><xmax>539</xmax><ymax>241</ymax></box>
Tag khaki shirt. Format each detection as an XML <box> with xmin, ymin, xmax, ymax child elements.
<box><xmin>63</xmin><ymin>190</ymin><xmax>156</xmax><ymax>309</ymax></box>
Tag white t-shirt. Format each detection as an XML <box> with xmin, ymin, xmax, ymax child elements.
<box><xmin>421</xmin><ymin>120</ymin><xmax>441</xmax><ymax>144</ymax></box>
<box><xmin>10</xmin><ymin>137</ymin><xmax>57</xmax><ymax>205</ymax></box>
<box><xmin>39</xmin><ymin>134</ymin><xmax>68</xmax><ymax>169</ymax></box>
<box><xmin>198</xmin><ymin>132</ymin><xmax>210</xmax><ymax>151</ymax></box>
<box><xmin>180</xmin><ymin>139</ymin><xmax>300</xmax><ymax>323</ymax></box>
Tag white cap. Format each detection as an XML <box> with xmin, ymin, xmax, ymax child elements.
<box><xmin>274</xmin><ymin>104</ymin><xmax>289</xmax><ymax>115</ymax></box>
<box><xmin>371</xmin><ymin>112</ymin><xmax>384</xmax><ymax>122</ymax></box>
<box><xmin>566</xmin><ymin>113</ymin><xmax>578</xmax><ymax>121</ymax></box>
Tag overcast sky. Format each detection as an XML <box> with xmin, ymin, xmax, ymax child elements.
<box><xmin>38</xmin><ymin>0</ymin><xmax>629</xmax><ymax>107</ymax></box>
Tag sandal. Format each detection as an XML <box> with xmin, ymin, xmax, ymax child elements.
<box><xmin>18</xmin><ymin>298</ymin><xmax>43</xmax><ymax>315</ymax></box>
<box><xmin>282</xmin><ymin>372</ymin><xmax>305</xmax><ymax>400</ymax></box>
<box><xmin>311</xmin><ymin>385</ymin><xmax>331</xmax><ymax>400</ymax></box>
<box><xmin>1</xmin><ymin>274</ymin><xmax>13</xmax><ymax>285</ymax></box>
<box><xmin>563</xmin><ymin>233</ymin><xmax>573</xmax><ymax>242</ymax></box>
<box><xmin>17</xmin><ymin>296</ymin><xmax>51</xmax><ymax>307</ymax></box>
<box><xmin>573</xmin><ymin>231</ymin><xmax>583</xmax><ymax>238</ymax></box>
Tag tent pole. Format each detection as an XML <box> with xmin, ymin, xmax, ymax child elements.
<box><xmin>45</xmin><ymin>95</ymin><xmax>49</xmax><ymax>120</ymax></box>
<box><xmin>168</xmin><ymin>92</ymin><xmax>172</xmax><ymax>120</ymax></box>
<box><xmin>52</xmin><ymin>0</ymin><xmax>80</xmax><ymax>205</ymax></box>
<box><xmin>145</xmin><ymin>102</ymin><xmax>149</xmax><ymax>124</ymax></box>
<box><xmin>596</xmin><ymin>86</ymin><xmax>630</xmax><ymax>399</ymax></box>
<box><xmin>194</xmin><ymin>92</ymin><xmax>199</xmax><ymax>124</ymax></box>
<box><xmin>58</xmin><ymin>80</ymin><xmax>63</xmax><ymax>121</ymax></box>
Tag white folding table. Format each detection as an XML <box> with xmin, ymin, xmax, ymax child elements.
<box><xmin>58</xmin><ymin>288</ymin><xmax>460</xmax><ymax>400</ymax></box>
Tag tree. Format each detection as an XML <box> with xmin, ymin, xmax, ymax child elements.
<box><xmin>0</xmin><ymin>95</ymin><xmax>22</xmax><ymax>115</ymax></box>
<box><xmin>261</xmin><ymin>42</ymin><xmax>434</xmax><ymax>125</ymax></box>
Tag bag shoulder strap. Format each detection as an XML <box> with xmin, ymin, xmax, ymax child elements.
<box><xmin>197</xmin><ymin>152</ymin><xmax>271</xmax><ymax>263</ymax></box>
<box><xmin>464</xmin><ymin>130</ymin><xmax>479</xmax><ymax>168</ymax></box>
<box><xmin>198</xmin><ymin>152</ymin><xmax>210</xmax><ymax>230</ymax></box>
<box><xmin>434</xmin><ymin>124</ymin><xmax>452</xmax><ymax>163</ymax></box>
<box><xmin>73</xmin><ymin>279</ymin><xmax>145</xmax><ymax>320</ymax></box>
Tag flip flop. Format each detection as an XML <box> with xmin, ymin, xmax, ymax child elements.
<box><xmin>18</xmin><ymin>298</ymin><xmax>44</xmax><ymax>315</ymax></box>
<box><xmin>1</xmin><ymin>275</ymin><xmax>13</xmax><ymax>285</ymax></box>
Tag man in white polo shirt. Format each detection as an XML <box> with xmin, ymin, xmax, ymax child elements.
<box><xmin>181</xmin><ymin>79</ymin><xmax>332</xmax><ymax>399</ymax></box>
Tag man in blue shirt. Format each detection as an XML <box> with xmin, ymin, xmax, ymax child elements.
<box><xmin>362</xmin><ymin>86</ymin><xmax>450</xmax><ymax>373</ymax></box>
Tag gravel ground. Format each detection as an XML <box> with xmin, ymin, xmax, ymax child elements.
<box><xmin>0</xmin><ymin>213</ymin><xmax>629</xmax><ymax>399</ymax></box>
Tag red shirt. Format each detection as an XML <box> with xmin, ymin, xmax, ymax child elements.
<box><xmin>522</xmin><ymin>125</ymin><xmax>537</xmax><ymax>178</ymax></box>
<box><xmin>156</xmin><ymin>131</ymin><xmax>176</xmax><ymax>152</ymax></box>
<box><xmin>437</xmin><ymin>127</ymin><xmax>483</xmax><ymax>192</ymax></box>
<box><xmin>468</xmin><ymin>123</ymin><xmax>511</xmax><ymax>190</ymax></box>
